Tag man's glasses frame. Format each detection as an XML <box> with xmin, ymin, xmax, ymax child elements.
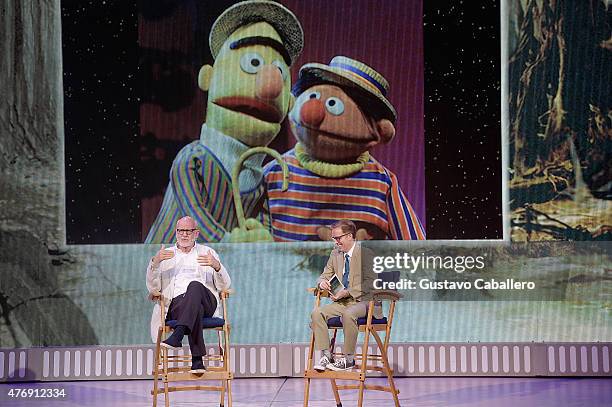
<box><xmin>331</xmin><ymin>232</ymin><xmax>350</xmax><ymax>242</ymax></box>
<box><xmin>176</xmin><ymin>228</ymin><xmax>197</xmax><ymax>235</ymax></box>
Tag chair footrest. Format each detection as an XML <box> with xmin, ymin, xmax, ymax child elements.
<box><xmin>304</xmin><ymin>369</ymin><xmax>364</xmax><ymax>381</ymax></box>
<box><xmin>160</xmin><ymin>354</ymin><xmax>225</xmax><ymax>362</ymax></box>
<box><xmin>354</xmin><ymin>364</ymin><xmax>388</xmax><ymax>373</ymax></box>
<box><xmin>159</xmin><ymin>370</ymin><xmax>233</xmax><ymax>381</ymax></box>
<box><xmin>150</xmin><ymin>384</ymin><xmax>225</xmax><ymax>395</ymax></box>
<box><xmin>336</xmin><ymin>384</ymin><xmax>399</xmax><ymax>393</ymax></box>
<box><xmin>156</xmin><ymin>365</ymin><xmax>228</xmax><ymax>374</ymax></box>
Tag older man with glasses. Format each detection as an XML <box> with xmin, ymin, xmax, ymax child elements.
<box><xmin>311</xmin><ymin>220</ymin><xmax>381</xmax><ymax>372</ymax></box>
<box><xmin>146</xmin><ymin>216</ymin><xmax>231</xmax><ymax>373</ymax></box>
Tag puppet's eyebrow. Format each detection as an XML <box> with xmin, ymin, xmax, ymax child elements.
<box><xmin>229</xmin><ymin>36</ymin><xmax>291</xmax><ymax>66</ymax></box>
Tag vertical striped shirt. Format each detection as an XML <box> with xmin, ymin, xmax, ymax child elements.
<box><xmin>145</xmin><ymin>140</ymin><xmax>265</xmax><ymax>243</ymax></box>
<box><xmin>263</xmin><ymin>149</ymin><xmax>425</xmax><ymax>241</ymax></box>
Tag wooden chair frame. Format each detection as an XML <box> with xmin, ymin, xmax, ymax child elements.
<box><xmin>304</xmin><ymin>288</ymin><xmax>401</xmax><ymax>407</ymax></box>
<box><xmin>151</xmin><ymin>289</ymin><xmax>234</xmax><ymax>407</ymax></box>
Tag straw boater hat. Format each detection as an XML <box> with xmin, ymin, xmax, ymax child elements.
<box><xmin>209</xmin><ymin>0</ymin><xmax>304</xmax><ymax>65</ymax></box>
<box><xmin>294</xmin><ymin>56</ymin><xmax>397</xmax><ymax>122</ymax></box>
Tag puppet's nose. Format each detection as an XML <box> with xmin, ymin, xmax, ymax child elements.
<box><xmin>300</xmin><ymin>99</ymin><xmax>326</xmax><ymax>127</ymax></box>
<box><xmin>256</xmin><ymin>65</ymin><xmax>284</xmax><ymax>100</ymax></box>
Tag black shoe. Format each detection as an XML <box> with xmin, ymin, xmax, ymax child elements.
<box><xmin>190</xmin><ymin>357</ymin><xmax>206</xmax><ymax>374</ymax></box>
<box><xmin>161</xmin><ymin>326</ymin><xmax>185</xmax><ymax>349</ymax></box>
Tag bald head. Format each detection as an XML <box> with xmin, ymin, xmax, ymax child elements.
<box><xmin>176</xmin><ymin>216</ymin><xmax>197</xmax><ymax>230</ymax></box>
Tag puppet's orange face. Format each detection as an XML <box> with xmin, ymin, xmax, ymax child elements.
<box><xmin>289</xmin><ymin>85</ymin><xmax>380</xmax><ymax>162</ymax></box>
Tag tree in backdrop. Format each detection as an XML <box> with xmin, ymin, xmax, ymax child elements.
<box><xmin>508</xmin><ymin>0</ymin><xmax>611</xmax><ymax>240</ymax></box>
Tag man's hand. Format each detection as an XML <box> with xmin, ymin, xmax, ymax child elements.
<box><xmin>331</xmin><ymin>289</ymin><xmax>350</xmax><ymax>301</ymax></box>
<box><xmin>197</xmin><ymin>250</ymin><xmax>221</xmax><ymax>271</ymax></box>
<box><xmin>318</xmin><ymin>279</ymin><xmax>331</xmax><ymax>291</ymax></box>
<box><xmin>152</xmin><ymin>244</ymin><xmax>174</xmax><ymax>267</ymax></box>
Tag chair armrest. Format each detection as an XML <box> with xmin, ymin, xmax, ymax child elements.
<box><xmin>148</xmin><ymin>291</ymin><xmax>162</xmax><ymax>302</ymax></box>
<box><xmin>370</xmin><ymin>290</ymin><xmax>403</xmax><ymax>301</ymax></box>
<box><xmin>220</xmin><ymin>289</ymin><xmax>235</xmax><ymax>299</ymax></box>
<box><xmin>307</xmin><ymin>287</ymin><xmax>330</xmax><ymax>297</ymax></box>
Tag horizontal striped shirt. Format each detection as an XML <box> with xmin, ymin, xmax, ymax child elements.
<box><xmin>263</xmin><ymin>149</ymin><xmax>425</xmax><ymax>241</ymax></box>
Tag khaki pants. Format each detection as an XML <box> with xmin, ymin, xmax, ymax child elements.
<box><xmin>310</xmin><ymin>300</ymin><xmax>368</xmax><ymax>355</ymax></box>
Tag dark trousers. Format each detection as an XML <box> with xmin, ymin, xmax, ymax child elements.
<box><xmin>166</xmin><ymin>281</ymin><xmax>217</xmax><ymax>357</ymax></box>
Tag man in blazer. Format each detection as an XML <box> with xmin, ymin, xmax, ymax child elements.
<box><xmin>311</xmin><ymin>220</ymin><xmax>379</xmax><ymax>371</ymax></box>
<box><xmin>146</xmin><ymin>216</ymin><xmax>231</xmax><ymax>373</ymax></box>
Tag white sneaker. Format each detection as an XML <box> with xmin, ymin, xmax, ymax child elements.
<box><xmin>327</xmin><ymin>357</ymin><xmax>355</xmax><ymax>371</ymax></box>
<box><xmin>313</xmin><ymin>355</ymin><xmax>333</xmax><ymax>372</ymax></box>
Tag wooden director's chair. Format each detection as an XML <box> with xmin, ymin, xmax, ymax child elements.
<box><xmin>304</xmin><ymin>288</ymin><xmax>402</xmax><ymax>407</ymax></box>
<box><xmin>151</xmin><ymin>290</ymin><xmax>234</xmax><ymax>407</ymax></box>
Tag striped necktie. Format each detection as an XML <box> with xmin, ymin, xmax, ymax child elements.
<box><xmin>342</xmin><ymin>253</ymin><xmax>350</xmax><ymax>288</ymax></box>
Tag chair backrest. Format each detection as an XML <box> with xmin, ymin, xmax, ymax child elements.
<box><xmin>369</xmin><ymin>289</ymin><xmax>401</xmax><ymax>324</ymax></box>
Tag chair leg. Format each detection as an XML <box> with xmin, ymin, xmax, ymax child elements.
<box><xmin>330</xmin><ymin>378</ymin><xmax>342</xmax><ymax>406</ymax></box>
<box><xmin>162</xmin><ymin>347</ymin><xmax>170</xmax><ymax>407</ymax></box>
<box><xmin>226</xmin><ymin>378</ymin><xmax>233</xmax><ymax>407</ymax></box>
<box><xmin>218</xmin><ymin>330</ymin><xmax>224</xmax><ymax>362</ymax></box>
<box><xmin>372</xmin><ymin>331</ymin><xmax>400</xmax><ymax>407</ymax></box>
<box><xmin>303</xmin><ymin>378</ymin><xmax>311</xmax><ymax>407</ymax></box>
<box><xmin>357</xmin><ymin>380</ymin><xmax>366</xmax><ymax>407</ymax></box>
<box><xmin>306</xmin><ymin>330</ymin><xmax>316</xmax><ymax>371</ymax></box>
<box><xmin>304</xmin><ymin>318</ymin><xmax>318</xmax><ymax>407</ymax></box>
<box><xmin>330</xmin><ymin>329</ymin><xmax>338</xmax><ymax>353</ymax></box>
<box><xmin>152</xmin><ymin>354</ymin><xmax>159</xmax><ymax>407</ymax></box>
<box><xmin>152</xmin><ymin>329</ymin><xmax>164</xmax><ymax>407</ymax></box>
<box><xmin>223</xmin><ymin>326</ymin><xmax>232</xmax><ymax>407</ymax></box>
<box><xmin>358</xmin><ymin>327</ymin><xmax>372</xmax><ymax>407</ymax></box>
<box><xmin>220</xmin><ymin>377</ymin><xmax>226</xmax><ymax>407</ymax></box>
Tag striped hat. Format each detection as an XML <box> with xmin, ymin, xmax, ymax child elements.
<box><xmin>294</xmin><ymin>56</ymin><xmax>397</xmax><ymax>121</ymax></box>
<box><xmin>209</xmin><ymin>0</ymin><xmax>304</xmax><ymax>65</ymax></box>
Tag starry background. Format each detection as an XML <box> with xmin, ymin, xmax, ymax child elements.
<box><xmin>423</xmin><ymin>1</ymin><xmax>502</xmax><ymax>239</ymax></box>
<box><xmin>62</xmin><ymin>1</ymin><xmax>140</xmax><ymax>243</ymax></box>
<box><xmin>62</xmin><ymin>0</ymin><xmax>502</xmax><ymax>243</ymax></box>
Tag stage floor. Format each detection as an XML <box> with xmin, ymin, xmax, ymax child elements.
<box><xmin>1</xmin><ymin>377</ymin><xmax>610</xmax><ymax>406</ymax></box>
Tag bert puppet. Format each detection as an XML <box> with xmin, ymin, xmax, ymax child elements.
<box><xmin>146</xmin><ymin>0</ymin><xmax>303</xmax><ymax>243</ymax></box>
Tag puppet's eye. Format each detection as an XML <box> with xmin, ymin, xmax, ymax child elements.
<box><xmin>240</xmin><ymin>52</ymin><xmax>264</xmax><ymax>74</ymax></box>
<box><xmin>307</xmin><ymin>91</ymin><xmax>321</xmax><ymax>100</ymax></box>
<box><xmin>325</xmin><ymin>97</ymin><xmax>344</xmax><ymax>115</ymax></box>
<box><xmin>272</xmin><ymin>60</ymin><xmax>288</xmax><ymax>80</ymax></box>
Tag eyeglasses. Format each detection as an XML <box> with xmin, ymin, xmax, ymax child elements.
<box><xmin>331</xmin><ymin>232</ymin><xmax>350</xmax><ymax>242</ymax></box>
<box><xmin>176</xmin><ymin>228</ymin><xmax>197</xmax><ymax>235</ymax></box>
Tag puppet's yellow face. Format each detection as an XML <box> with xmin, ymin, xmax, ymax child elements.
<box><xmin>203</xmin><ymin>22</ymin><xmax>293</xmax><ymax>147</ymax></box>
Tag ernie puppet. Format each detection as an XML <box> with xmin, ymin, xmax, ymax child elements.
<box><xmin>264</xmin><ymin>56</ymin><xmax>425</xmax><ymax>241</ymax></box>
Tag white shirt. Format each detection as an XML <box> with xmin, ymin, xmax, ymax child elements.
<box><xmin>172</xmin><ymin>245</ymin><xmax>208</xmax><ymax>298</ymax></box>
